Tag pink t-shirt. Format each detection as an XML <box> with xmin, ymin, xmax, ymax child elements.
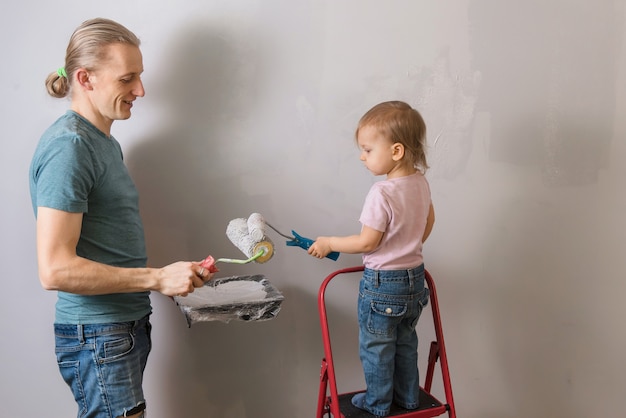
<box><xmin>359</xmin><ymin>172</ymin><xmax>431</xmax><ymax>270</ymax></box>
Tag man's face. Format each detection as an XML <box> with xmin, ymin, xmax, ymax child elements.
<box><xmin>87</xmin><ymin>43</ymin><xmax>145</xmax><ymax>123</ymax></box>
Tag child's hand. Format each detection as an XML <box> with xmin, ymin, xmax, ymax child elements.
<box><xmin>308</xmin><ymin>237</ymin><xmax>332</xmax><ymax>259</ymax></box>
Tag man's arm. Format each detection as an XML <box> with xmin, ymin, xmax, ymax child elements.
<box><xmin>36</xmin><ymin>207</ymin><xmax>209</xmax><ymax>297</ymax></box>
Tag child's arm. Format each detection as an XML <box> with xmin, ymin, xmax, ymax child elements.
<box><xmin>422</xmin><ymin>203</ymin><xmax>435</xmax><ymax>243</ymax></box>
<box><xmin>308</xmin><ymin>225</ymin><xmax>383</xmax><ymax>259</ymax></box>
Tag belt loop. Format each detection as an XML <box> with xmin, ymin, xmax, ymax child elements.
<box><xmin>78</xmin><ymin>324</ymin><xmax>84</xmax><ymax>344</ymax></box>
<box><xmin>374</xmin><ymin>270</ymin><xmax>379</xmax><ymax>288</ymax></box>
<box><xmin>407</xmin><ymin>268</ymin><xmax>414</xmax><ymax>291</ymax></box>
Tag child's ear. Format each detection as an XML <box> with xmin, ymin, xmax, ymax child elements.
<box><xmin>392</xmin><ymin>142</ymin><xmax>405</xmax><ymax>161</ymax></box>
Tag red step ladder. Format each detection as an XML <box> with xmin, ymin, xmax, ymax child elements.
<box><xmin>316</xmin><ymin>266</ymin><xmax>456</xmax><ymax>417</ymax></box>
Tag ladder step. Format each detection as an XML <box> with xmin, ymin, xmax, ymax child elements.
<box><xmin>336</xmin><ymin>389</ymin><xmax>447</xmax><ymax>417</ymax></box>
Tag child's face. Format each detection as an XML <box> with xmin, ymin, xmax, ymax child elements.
<box><xmin>357</xmin><ymin>125</ymin><xmax>397</xmax><ymax>176</ymax></box>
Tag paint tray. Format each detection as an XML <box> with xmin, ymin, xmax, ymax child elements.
<box><xmin>173</xmin><ymin>274</ymin><xmax>284</xmax><ymax>326</ymax></box>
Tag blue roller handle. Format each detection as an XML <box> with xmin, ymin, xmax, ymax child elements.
<box><xmin>286</xmin><ymin>230</ymin><xmax>340</xmax><ymax>261</ymax></box>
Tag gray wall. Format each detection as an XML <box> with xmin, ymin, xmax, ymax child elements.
<box><xmin>3</xmin><ymin>1</ymin><xmax>625</xmax><ymax>417</ymax></box>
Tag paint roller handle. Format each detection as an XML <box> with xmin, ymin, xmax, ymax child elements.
<box><xmin>286</xmin><ymin>230</ymin><xmax>340</xmax><ymax>261</ymax></box>
<box><xmin>199</xmin><ymin>255</ymin><xmax>220</xmax><ymax>273</ymax></box>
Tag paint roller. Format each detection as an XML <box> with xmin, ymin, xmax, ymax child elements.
<box><xmin>226</xmin><ymin>213</ymin><xmax>274</xmax><ymax>263</ymax></box>
<box><xmin>199</xmin><ymin>213</ymin><xmax>275</xmax><ymax>272</ymax></box>
<box><xmin>199</xmin><ymin>212</ymin><xmax>339</xmax><ymax>273</ymax></box>
<box><xmin>238</xmin><ymin>212</ymin><xmax>339</xmax><ymax>260</ymax></box>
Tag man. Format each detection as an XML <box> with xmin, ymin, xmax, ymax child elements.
<box><xmin>30</xmin><ymin>18</ymin><xmax>212</xmax><ymax>418</ymax></box>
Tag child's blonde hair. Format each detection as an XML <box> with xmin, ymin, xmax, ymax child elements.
<box><xmin>356</xmin><ymin>101</ymin><xmax>429</xmax><ymax>172</ymax></box>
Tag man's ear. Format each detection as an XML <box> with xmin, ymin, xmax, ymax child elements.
<box><xmin>75</xmin><ymin>69</ymin><xmax>93</xmax><ymax>90</ymax></box>
<box><xmin>392</xmin><ymin>142</ymin><xmax>405</xmax><ymax>161</ymax></box>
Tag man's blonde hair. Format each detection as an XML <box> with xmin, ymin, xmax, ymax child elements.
<box><xmin>45</xmin><ymin>18</ymin><xmax>141</xmax><ymax>98</ymax></box>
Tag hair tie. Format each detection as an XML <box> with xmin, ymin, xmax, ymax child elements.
<box><xmin>57</xmin><ymin>67</ymin><xmax>67</xmax><ymax>78</ymax></box>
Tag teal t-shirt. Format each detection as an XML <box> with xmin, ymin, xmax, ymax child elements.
<box><xmin>29</xmin><ymin>111</ymin><xmax>151</xmax><ymax>324</ymax></box>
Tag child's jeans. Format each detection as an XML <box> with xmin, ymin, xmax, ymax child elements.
<box><xmin>357</xmin><ymin>265</ymin><xmax>429</xmax><ymax>416</ymax></box>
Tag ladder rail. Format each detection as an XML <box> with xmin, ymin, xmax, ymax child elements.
<box><xmin>317</xmin><ymin>265</ymin><xmax>364</xmax><ymax>418</ymax></box>
<box><xmin>424</xmin><ymin>270</ymin><xmax>456</xmax><ymax>418</ymax></box>
<box><xmin>317</xmin><ymin>266</ymin><xmax>456</xmax><ymax>418</ymax></box>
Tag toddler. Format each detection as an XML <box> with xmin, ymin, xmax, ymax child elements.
<box><xmin>309</xmin><ymin>100</ymin><xmax>434</xmax><ymax>416</ymax></box>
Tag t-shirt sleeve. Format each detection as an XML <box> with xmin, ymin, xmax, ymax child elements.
<box><xmin>33</xmin><ymin>136</ymin><xmax>95</xmax><ymax>214</ymax></box>
<box><xmin>359</xmin><ymin>184</ymin><xmax>391</xmax><ymax>233</ymax></box>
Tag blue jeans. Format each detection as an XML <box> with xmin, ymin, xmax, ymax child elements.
<box><xmin>356</xmin><ymin>265</ymin><xmax>429</xmax><ymax>416</ymax></box>
<box><xmin>54</xmin><ymin>315</ymin><xmax>152</xmax><ymax>418</ymax></box>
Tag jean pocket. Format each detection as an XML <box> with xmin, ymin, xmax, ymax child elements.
<box><xmin>57</xmin><ymin>359</ymin><xmax>80</xmax><ymax>384</ymax></box>
<box><xmin>99</xmin><ymin>333</ymin><xmax>134</xmax><ymax>363</ymax></box>
<box><xmin>57</xmin><ymin>360</ymin><xmax>88</xmax><ymax>417</ymax></box>
<box><xmin>367</xmin><ymin>301</ymin><xmax>407</xmax><ymax>336</ymax></box>
<box><xmin>419</xmin><ymin>288</ymin><xmax>430</xmax><ymax>307</ymax></box>
<box><xmin>409</xmin><ymin>289</ymin><xmax>430</xmax><ymax>328</ymax></box>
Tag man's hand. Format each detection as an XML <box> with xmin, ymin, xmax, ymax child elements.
<box><xmin>156</xmin><ymin>261</ymin><xmax>213</xmax><ymax>297</ymax></box>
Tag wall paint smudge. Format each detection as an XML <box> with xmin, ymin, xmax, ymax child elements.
<box><xmin>469</xmin><ymin>0</ymin><xmax>622</xmax><ymax>187</ymax></box>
